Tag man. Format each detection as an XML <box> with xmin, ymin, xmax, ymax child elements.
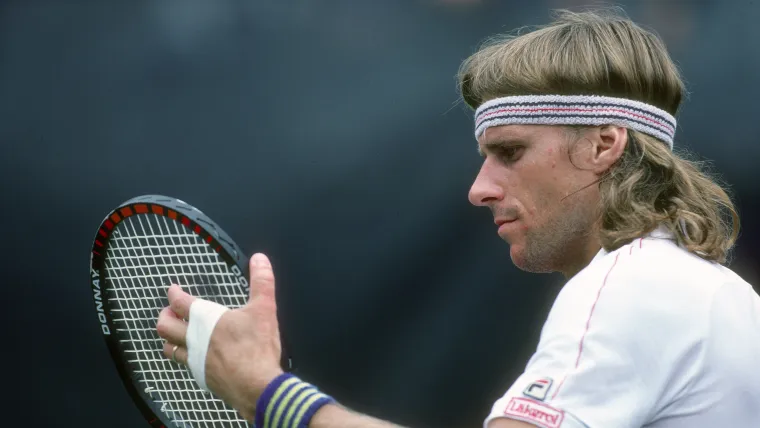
<box><xmin>156</xmin><ymin>9</ymin><xmax>760</xmax><ymax>428</ymax></box>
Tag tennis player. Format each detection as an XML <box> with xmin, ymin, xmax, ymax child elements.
<box><xmin>156</xmin><ymin>9</ymin><xmax>760</xmax><ymax>428</ymax></box>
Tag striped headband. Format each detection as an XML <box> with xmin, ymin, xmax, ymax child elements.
<box><xmin>474</xmin><ymin>95</ymin><xmax>677</xmax><ymax>149</ymax></box>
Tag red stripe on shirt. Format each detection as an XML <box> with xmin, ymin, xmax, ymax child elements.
<box><xmin>551</xmin><ymin>252</ymin><xmax>621</xmax><ymax>400</ymax></box>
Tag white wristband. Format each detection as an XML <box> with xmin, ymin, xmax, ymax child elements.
<box><xmin>186</xmin><ymin>299</ymin><xmax>229</xmax><ymax>391</ymax></box>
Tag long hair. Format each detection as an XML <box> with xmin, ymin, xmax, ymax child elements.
<box><xmin>457</xmin><ymin>8</ymin><xmax>739</xmax><ymax>263</ymax></box>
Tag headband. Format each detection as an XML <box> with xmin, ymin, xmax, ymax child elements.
<box><xmin>474</xmin><ymin>95</ymin><xmax>677</xmax><ymax>149</ymax></box>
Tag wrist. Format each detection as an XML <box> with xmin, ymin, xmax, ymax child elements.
<box><xmin>254</xmin><ymin>373</ymin><xmax>336</xmax><ymax>428</ymax></box>
<box><xmin>243</xmin><ymin>368</ymin><xmax>284</xmax><ymax>417</ymax></box>
<box><xmin>253</xmin><ymin>369</ymin><xmax>285</xmax><ymax>399</ymax></box>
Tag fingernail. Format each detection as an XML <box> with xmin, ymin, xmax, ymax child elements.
<box><xmin>252</xmin><ymin>253</ymin><xmax>269</xmax><ymax>266</ymax></box>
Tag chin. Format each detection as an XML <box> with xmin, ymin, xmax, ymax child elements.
<box><xmin>509</xmin><ymin>245</ymin><xmax>555</xmax><ymax>274</ymax></box>
<box><xmin>508</xmin><ymin>244</ymin><xmax>527</xmax><ymax>269</ymax></box>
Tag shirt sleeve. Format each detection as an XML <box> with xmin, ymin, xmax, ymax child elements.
<box><xmin>483</xmin><ymin>339</ymin><xmax>649</xmax><ymax>428</ymax></box>
<box><xmin>484</xmin><ymin>252</ymin><xmax>691</xmax><ymax>428</ymax></box>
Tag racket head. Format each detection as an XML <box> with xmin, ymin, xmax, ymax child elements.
<box><xmin>89</xmin><ymin>195</ymin><xmax>290</xmax><ymax>427</ymax></box>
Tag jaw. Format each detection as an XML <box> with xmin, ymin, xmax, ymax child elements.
<box><xmin>504</xmin><ymin>212</ymin><xmax>601</xmax><ymax>276</ymax></box>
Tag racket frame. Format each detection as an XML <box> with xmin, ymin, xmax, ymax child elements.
<box><xmin>89</xmin><ymin>195</ymin><xmax>254</xmax><ymax>428</ymax></box>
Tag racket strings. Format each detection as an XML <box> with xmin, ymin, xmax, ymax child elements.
<box><xmin>103</xmin><ymin>213</ymin><xmax>249</xmax><ymax>427</ymax></box>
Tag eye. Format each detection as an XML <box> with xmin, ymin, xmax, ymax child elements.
<box><xmin>495</xmin><ymin>146</ymin><xmax>524</xmax><ymax>163</ymax></box>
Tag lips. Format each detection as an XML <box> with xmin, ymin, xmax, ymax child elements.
<box><xmin>494</xmin><ymin>218</ymin><xmax>517</xmax><ymax>227</ymax></box>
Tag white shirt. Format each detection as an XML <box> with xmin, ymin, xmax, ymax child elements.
<box><xmin>484</xmin><ymin>226</ymin><xmax>760</xmax><ymax>428</ymax></box>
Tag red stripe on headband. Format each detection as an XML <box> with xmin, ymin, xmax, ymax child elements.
<box><xmin>476</xmin><ymin>106</ymin><xmax>674</xmax><ymax>134</ymax></box>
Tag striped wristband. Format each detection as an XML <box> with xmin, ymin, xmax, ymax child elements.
<box><xmin>254</xmin><ymin>373</ymin><xmax>336</xmax><ymax>428</ymax></box>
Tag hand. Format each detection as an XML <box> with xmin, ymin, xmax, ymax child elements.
<box><xmin>156</xmin><ymin>253</ymin><xmax>285</xmax><ymax>421</ymax></box>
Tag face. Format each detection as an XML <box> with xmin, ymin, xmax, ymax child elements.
<box><xmin>468</xmin><ymin>124</ymin><xmax>605</xmax><ymax>275</ymax></box>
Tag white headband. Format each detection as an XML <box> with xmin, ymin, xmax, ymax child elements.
<box><xmin>474</xmin><ymin>95</ymin><xmax>677</xmax><ymax>149</ymax></box>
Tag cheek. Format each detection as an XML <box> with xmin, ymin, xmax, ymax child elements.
<box><xmin>546</xmin><ymin>148</ymin><xmax>558</xmax><ymax>169</ymax></box>
<box><xmin>524</xmin><ymin>183</ymin><xmax>562</xmax><ymax>221</ymax></box>
<box><xmin>509</xmin><ymin>161</ymin><xmax>564</xmax><ymax>220</ymax></box>
<box><xmin>547</xmin><ymin>148</ymin><xmax>556</xmax><ymax>169</ymax></box>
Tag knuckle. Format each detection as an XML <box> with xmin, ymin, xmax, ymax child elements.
<box><xmin>252</xmin><ymin>267</ymin><xmax>275</xmax><ymax>282</ymax></box>
<box><xmin>169</xmin><ymin>296</ymin><xmax>186</xmax><ymax>313</ymax></box>
<box><xmin>156</xmin><ymin>321</ymin><xmax>167</xmax><ymax>337</ymax></box>
<box><xmin>156</xmin><ymin>316</ymin><xmax>170</xmax><ymax>337</ymax></box>
<box><xmin>256</xmin><ymin>298</ymin><xmax>277</xmax><ymax>313</ymax></box>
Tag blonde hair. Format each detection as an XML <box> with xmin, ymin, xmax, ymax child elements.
<box><xmin>458</xmin><ymin>8</ymin><xmax>739</xmax><ymax>264</ymax></box>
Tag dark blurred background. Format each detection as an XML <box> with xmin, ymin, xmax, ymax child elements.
<box><xmin>1</xmin><ymin>1</ymin><xmax>757</xmax><ymax>427</ymax></box>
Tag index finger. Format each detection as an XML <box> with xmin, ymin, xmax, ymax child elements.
<box><xmin>167</xmin><ymin>284</ymin><xmax>196</xmax><ymax>320</ymax></box>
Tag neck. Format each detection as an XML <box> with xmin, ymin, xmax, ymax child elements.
<box><xmin>558</xmin><ymin>231</ymin><xmax>603</xmax><ymax>280</ymax></box>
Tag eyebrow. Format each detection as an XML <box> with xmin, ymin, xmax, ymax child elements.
<box><xmin>477</xmin><ymin>137</ymin><xmax>526</xmax><ymax>156</ymax></box>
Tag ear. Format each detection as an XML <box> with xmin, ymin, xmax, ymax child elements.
<box><xmin>589</xmin><ymin>125</ymin><xmax>628</xmax><ymax>174</ymax></box>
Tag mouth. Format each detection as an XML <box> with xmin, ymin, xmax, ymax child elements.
<box><xmin>495</xmin><ymin>218</ymin><xmax>518</xmax><ymax>237</ymax></box>
<box><xmin>494</xmin><ymin>218</ymin><xmax>517</xmax><ymax>227</ymax></box>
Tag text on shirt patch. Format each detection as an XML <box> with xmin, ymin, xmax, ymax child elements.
<box><xmin>523</xmin><ymin>377</ymin><xmax>553</xmax><ymax>401</ymax></box>
<box><xmin>503</xmin><ymin>397</ymin><xmax>564</xmax><ymax>428</ymax></box>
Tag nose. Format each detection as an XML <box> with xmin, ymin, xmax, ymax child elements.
<box><xmin>468</xmin><ymin>161</ymin><xmax>504</xmax><ymax>207</ymax></box>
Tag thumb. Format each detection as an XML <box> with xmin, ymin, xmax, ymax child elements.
<box><xmin>248</xmin><ymin>253</ymin><xmax>276</xmax><ymax>302</ymax></box>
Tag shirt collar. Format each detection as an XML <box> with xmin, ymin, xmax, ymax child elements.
<box><xmin>590</xmin><ymin>224</ymin><xmax>675</xmax><ymax>264</ymax></box>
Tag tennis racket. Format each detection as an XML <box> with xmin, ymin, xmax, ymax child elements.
<box><xmin>89</xmin><ymin>194</ymin><xmax>293</xmax><ymax>427</ymax></box>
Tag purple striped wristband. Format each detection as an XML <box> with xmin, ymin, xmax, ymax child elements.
<box><xmin>254</xmin><ymin>373</ymin><xmax>335</xmax><ymax>428</ymax></box>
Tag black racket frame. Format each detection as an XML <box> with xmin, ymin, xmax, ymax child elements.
<box><xmin>89</xmin><ymin>194</ymin><xmax>292</xmax><ymax>427</ymax></box>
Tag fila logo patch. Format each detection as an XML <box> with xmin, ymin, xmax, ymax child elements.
<box><xmin>523</xmin><ymin>377</ymin><xmax>553</xmax><ymax>401</ymax></box>
<box><xmin>503</xmin><ymin>397</ymin><xmax>564</xmax><ymax>428</ymax></box>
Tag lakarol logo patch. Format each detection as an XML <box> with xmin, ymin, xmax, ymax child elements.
<box><xmin>503</xmin><ymin>397</ymin><xmax>564</xmax><ymax>428</ymax></box>
<box><xmin>523</xmin><ymin>377</ymin><xmax>553</xmax><ymax>401</ymax></box>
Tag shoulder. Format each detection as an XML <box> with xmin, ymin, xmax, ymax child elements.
<box><xmin>542</xmin><ymin>233</ymin><xmax>733</xmax><ymax>357</ymax></box>
<box><xmin>604</xmin><ymin>235</ymin><xmax>725</xmax><ymax>305</ymax></box>
<box><xmin>562</xmin><ymin>233</ymin><xmax>729</xmax><ymax>315</ymax></box>
<box><xmin>488</xmin><ymin>230</ymin><xmax>760</xmax><ymax>428</ymax></box>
